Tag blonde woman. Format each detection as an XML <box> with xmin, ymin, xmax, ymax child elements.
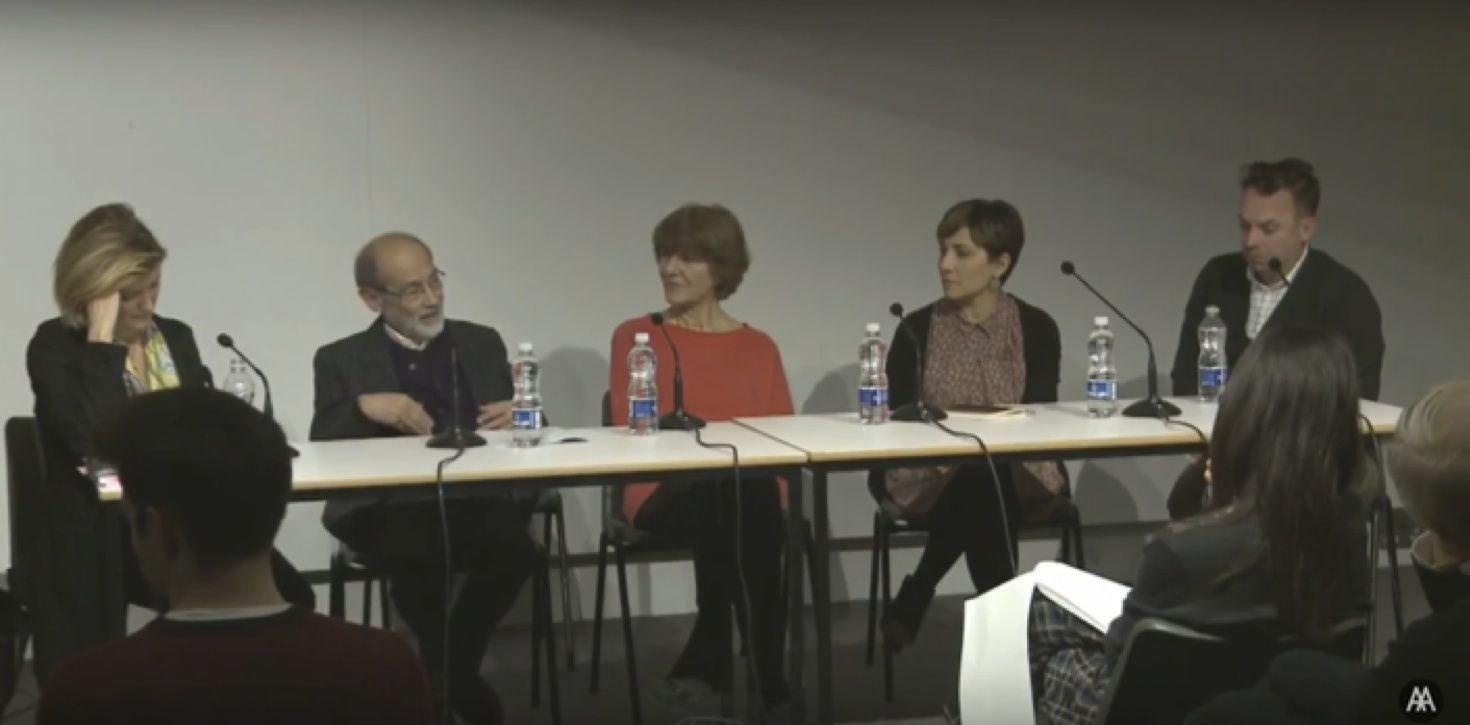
<box><xmin>24</xmin><ymin>203</ymin><xmax>311</xmax><ymax>682</ymax></box>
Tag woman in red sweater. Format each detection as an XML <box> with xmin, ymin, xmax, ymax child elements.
<box><xmin>608</xmin><ymin>203</ymin><xmax>794</xmax><ymax>717</ymax></box>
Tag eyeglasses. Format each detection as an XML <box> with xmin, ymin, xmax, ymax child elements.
<box><xmin>376</xmin><ymin>269</ymin><xmax>446</xmax><ymax>306</ymax></box>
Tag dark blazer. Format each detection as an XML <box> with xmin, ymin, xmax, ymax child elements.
<box><xmin>868</xmin><ymin>296</ymin><xmax>1063</xmax><ymax>506</ymax></box>
<box><xmin>24</xmin><ymin>315</ymin><xmax>209</xmax><ymax>680</ymax></box>
<box><xmin>1104</xmin><ymin>502</ymin><xmax>1369</xmax><ymax>669</ymax></box>
<box><xmin>1169</xmin><ymin>249</ymin><xmax>1384</xmax><ymax>400</ymax></box>
<box><xmin>310</xmin><ymin>318</ymin><xmax>514</xmax><ymax>539</ymax></box>
<box><xmin>886</xmin><ymin>296</ymin><xmax>1063</xmax><ymax>411</ymax></box>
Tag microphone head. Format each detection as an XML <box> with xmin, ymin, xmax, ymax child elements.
<box><xmin>216</xmin><ymin>333</ymin><xmax>234</xmax><ymax>348</ymax></box>
<box><xmin>1268</xmin><ymin>257</ymin><xmax>1284</xmax><ymax>274</ymax></box>
<box><xmin>649</xmin><ymin>312</ymin><xmax>665</xmax><ymax>325</ymax></box>
<box><xmin>888</xmin><ymin>302</ymin><xmax>904</xmax><ymax>319</ymax></box>
<box><xmin>1060</xmin><ymin>261</ymin><xmax>1076</xmax><ymax>276</ymax></box>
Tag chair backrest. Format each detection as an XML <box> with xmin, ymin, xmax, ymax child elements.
<box><xmin>1096</xmin><ymin>616</ymin><xmax>1365</xmax><ymax>725</ymax></box>
<box><xmin>4</xmin><ymin>417</ymin><xmax>46</xmax><ymax>606</ymax></box>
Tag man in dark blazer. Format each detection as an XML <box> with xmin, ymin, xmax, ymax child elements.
<box><xmin>1167</xmin><ymin>158</ymin><xmax>1384</xmax><ymax>519</ymax></box>
<box><xmin>310</xmin><ymin>232</ymin><xmax>535</xmax><ymax>725</ymax></box>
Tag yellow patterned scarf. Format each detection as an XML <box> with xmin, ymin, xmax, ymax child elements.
<box><xmin>124</xmin><ymin>326</ymin><xmax>181</xmax><ymax>395</ymax></box>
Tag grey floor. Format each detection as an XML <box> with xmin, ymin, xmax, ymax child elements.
<box><xmin>0</xmin><ymin>563</ymin><xmax>1428</xmax><ymax>725</ymax></box>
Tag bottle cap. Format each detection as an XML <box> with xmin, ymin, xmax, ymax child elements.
<box><xmin>518</xmin><ymin>342</ymin><xmax>533</xmax><ymax>353</ymax></box>
<box><xmin>634</xmin><ymin>332</ymin><xmax>650</xmax><ymax>344</ymax></box>
<box><xmin>1094</xmin><ymin>316</ymin><xmax>1109</xmax><ymax>327</ymax></box>
<box><xmin>1205</xmin><ymin>305</ymin><xmax>1220</xmax><ymax>315</ymax></box>
<box><xmin>864</xmin><ymin>323</ymin><xmax>880</xmax><ymax>334</ymax></box>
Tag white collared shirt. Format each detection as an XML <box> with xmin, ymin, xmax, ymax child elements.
<box><xmin>382</xmin><ymin>321</ymin><xmax>433</xmax><ymax>352</ymax></box>
<box><xmin>1245</xmin><ymin>249</ymin><xmax>1307</xmax><ymax>340</ymax></box>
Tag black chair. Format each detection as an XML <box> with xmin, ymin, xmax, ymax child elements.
<box><xmin>587</xmin><ymin>392</ymin><xmax>815</xmax><ymax>725</ymax></box>
<box><xmin>3</xmin><ymin>417</ymin><xmax>43</xmax><ymax>710</ymax></box>
<box><xmin>864</xmin><ymin>469</ymin><xmax>1086</xmax><ymax>702</ymax></box>
<box><xmin>1094</xmin><ymin>617</ymin><xmax>1366</xmax><ymax>725</ymax></box>
<box><xmin>325</xmin><ymin>492</ymin><xmax>567</xmax><ymax>724</ymax></box>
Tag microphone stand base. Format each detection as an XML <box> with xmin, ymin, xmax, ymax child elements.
<box><xmin>890</xmin><ymin>402</ymin><xmax>948</xmax><ymax>423</ymax></box>
<box><xmin>426</xmin><ymin>429</ymin><xmax>488</xmax><ymax>449</ymax></box>
<box><xmin>660</xmin><ymin>412</ymin><xmax>707</xmax><ymax>430</ymax></box>
<box><xmin>1122</xmin><ymin>397</ymin><xmax>1182</xmax><ymax>419</ymax></box>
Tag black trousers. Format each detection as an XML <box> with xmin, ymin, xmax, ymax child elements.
<box><xmin>909</xmin><ymin>464</ymin><xmax>1022</xmax><ymax>595</ymax></box>
<box><xmin>634</xmin><ymin>476</ymin><xmax>790</xmax><ymax>706</ymax></box>
<box><xmin>343</xmin><ymin>497</ymin><xmax>536</xmax><ymax>685</ymax></box>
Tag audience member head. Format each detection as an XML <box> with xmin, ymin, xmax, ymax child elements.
<box><xmin>935</xmin><ymin>199</ymin><xmax>1024</xmax><ymax>304</ymax></box>
<box><xmin>355</xmin><ymin>232</ymin><xmax>445</xmax><ymax>343</ymax></box>
<box><xmin>1390</xmin><ymin>381</ymin><xmax>1470</xmax><ymax>580</ymax></box>
<box><xmin>1238</xmin><ymin>158</ymin><xmax>1319</xmax><ymax>282</ymax></box>
<box><xmin>97</xmin><ymin>388</ymin><xmax>292</xmax><ymax>601</ymax></box>
<box><xmin>53</xmin><ymin>203</ymin><xmax>167</xmax><ymax>343</ymax></box>
<box><xmin>1207</xmin><ymin>323</ymin><xmax>1364</xmax><ymax>638</ymax></box>
<box><xmin>652</xmin><ymin>203</ymin><xmax>750</xmax><ymax>311</ymax></box>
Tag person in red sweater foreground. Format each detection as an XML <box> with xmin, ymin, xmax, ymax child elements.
<box><xmin>38</xmin><ymin>388</ymin><xmax>433</xmax><ymax>725</ymax></box>
<box><xmin>609</xmin><ymin>203</ymin><xmax>794</xmax><ymax>721</ymax></box>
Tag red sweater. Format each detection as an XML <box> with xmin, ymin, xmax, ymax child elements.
<box><xmin>609</xmin><ymin>317</ymin><xmax>795</xmax><ymax>522</ymax></box>
<box><xmin>38</xmin><ymin>607</ymin><xmax>433</xmax><ymax>725</ymax></box>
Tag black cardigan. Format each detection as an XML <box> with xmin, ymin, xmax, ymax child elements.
<box><xmin>1168</xmin><ymin>249</ymin><xmax>1383</xmax><ymax>400</ymax></box>
<box><xmin>885</xmin><ymin>296</ymin><xmax>1063</xmax><ymax>411</ymax></box>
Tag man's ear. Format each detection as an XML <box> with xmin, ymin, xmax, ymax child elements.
<box><xmin>1298</xmin><ymin>215</ymin><xmax>1318</xmax><ymax>244</ymax></box>
<box><xmin>358</xmin><ymin>287</ymin><xmax>383</xmax><ymax>314</ymax></box>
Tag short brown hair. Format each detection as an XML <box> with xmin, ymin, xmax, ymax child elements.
<box><xmin>53</xmin><ymin>203</ymin><xmax>167</xmax><ymax>328</ymax></box>
<box><xmin>1389</xmin><ymin>381</ymin><xmax>1470</xmax><ymax>556</ymax></box>
<box><xmin>652</xmin><ymin>204</ymin><xmax>750</xmax><ymax>300</ymax></box>
<box><xmin>935</xmin><ymin>199</ymin><xmax>1025</xmax><ymax>283</ymax></box>
<box><xmin>1241</xmin><ymin>158</ymin><xmax>1321</xmax><ymax>216</ymax></box>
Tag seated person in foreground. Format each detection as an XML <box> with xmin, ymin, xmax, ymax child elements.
<box><xmin>38</xmin><ymin>388</ymin><xmax>433</xmax><ymax>725</ymax></box>
<box><xmin>1185</xmin><ymin>380</ymin><xmax>1470</xmax><ymax>725</ymax></box>
<box><xmin>1028</xmin><ymin>324</ymin><xmax>1373</xmax><ymax>725</ymax></box>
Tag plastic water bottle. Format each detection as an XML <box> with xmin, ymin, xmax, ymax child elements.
<box><xmin>1197</xmin><ymin>305</ymin><xmax>1227</xmax><ymax>402</ymax></box>
<box><xmin>858</xmin><ymin>323</ymin><xmax>889</xmax><ymax>424</ymax></box>
<box><xmin>221</xmin><ymin>358</ymin><xmax>256</xmax><ymax>406</ymax></box>
<box><xmin>511</xmin><ymin>342</ymin><xmax>543</xmax><ymax>448</ymax></box>
<box><xmin>627</xmin><ymin>332</ymin><xmax>659</xmax><ymax>436</ymax></box>
<box><xmin>1086</xmin><ymin>316</ymin><xmax>1118</xmax><ymax>418</ymax></box>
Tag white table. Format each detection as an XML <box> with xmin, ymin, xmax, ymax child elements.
<box><xmin>738</xmin><ymin>398</ymin><xmax>1403</xmax><ymax>725</ymax></box>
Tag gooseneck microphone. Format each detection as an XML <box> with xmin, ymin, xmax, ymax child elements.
<box><xmin>217</xmin><ymin>333</ymin><xmax>299</xmax><ymax>457</ymax></box>
<box><xmin>1059</xmin><ymin>261</ymin><xmax>1181</xmax><ymax>418</ymax></box>
<box><xmin>887</xmin><ymin>302</ymin><xmax>947</xmax><ymax>422</ymax></box>
<box><xmin>649</xmin><ymin>313</ymin><xmax>707</xmax><ymax>430</ymax></box>
<box><xmin>1268</xmin><ymin>257</ymin><xmax>1292</xmax><ymax>289</ymax></box>
<box><xmin>426</xmin><ymin>344</ymin><xmax>487</xmax><ymax>450</ymax></box>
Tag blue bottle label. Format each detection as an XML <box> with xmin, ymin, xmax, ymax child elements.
<box><xmin>1199</xmin><ymin>367</ymin><xmax>1226</xmax><ymax>390</ymax></box>
<box><xmin>630</xmin><ymin>398</ymin><xmax>657</xmax><ymax>421</ymax></box>
<box><xmin>513</xmin><ymin>408</ymin><xmax>541</xmax><ymax>430</ymax></box>
<box><xmin>859</xmin><ymin>386</ymin><xmax>888</xmax><ymax>408</ymax></box>
<box><xmin>1087</xmin><ymin>380</ymin><xmax>1117</xmax><ymax>401</ymax></box>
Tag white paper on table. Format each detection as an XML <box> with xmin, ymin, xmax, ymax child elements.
<box><xmin>959</xmin><ymin>564</ymin><xmax>1132</xmax><ymax>725</ymax></box>
<box><xmin>1032</xmin><ymin>561</ymin><xmax>1130</xmax><ymax>632</ymax></box>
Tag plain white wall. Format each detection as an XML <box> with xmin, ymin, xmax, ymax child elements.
<box><xmin>2</xmin><ymin>0</ymin><xmax>1467</xmax><ymax>616</ymax></box>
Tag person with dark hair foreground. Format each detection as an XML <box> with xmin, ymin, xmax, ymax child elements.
<box><xmin>1029</xmin><ymin>325</ymin><xmax>1373</xmax><ymax>724</ymax></box>
<box><xmin>37</xmin><ymin>389</ymin><xmax>433</xmax><ymax>725</ymax></box>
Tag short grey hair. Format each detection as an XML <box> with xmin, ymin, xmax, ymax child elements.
<box><xmin>353</xmin><ymin>231</ymin><xmax>429</xmax><ymax>290</ymax></box>
<box><xmin>1389</xmin><ymin>381</ymin><xmax>1470</xmax><ymax>555</ymax></box>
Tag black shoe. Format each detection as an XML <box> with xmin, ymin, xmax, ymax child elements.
<box><xmin>449</xmin><ymin>677</ymin><xmax>505</xmax><ymax>725</ymax></box>
<box><xmin>881</xmin><ymin>575</ymin><xmax>934</xmax><ymax>652</ymax></box>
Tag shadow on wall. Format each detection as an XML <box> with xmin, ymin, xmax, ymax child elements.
<box><xmin>801</xmin><ymin>363</ymin><xmax>859</xmax><ymax>415</ymax></box>
<box><xmin>540</xmin><ymin>346</ymin><xmax>609</xmax><ymax>428</ymax></box>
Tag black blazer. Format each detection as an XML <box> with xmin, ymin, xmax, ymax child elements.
<box><xmin>24</xmin><ymin>315</ymin><xmax>210</xmax><ymax>679</ymax></box>
<box><xmin>886</xmin><ymin>296</ymin><xmax>1063</xmax><ymax>411</ymax></box>
<box><xmin>1169</xmin><ymin>249</ymin><xmax>1384</xmax><ymax>400</ymax></box>
<box><xmin>309</xmin><ymin>318</ymin><xmax>514</xmax><ymax>538</ymax></box>
<box><xmin>1104</xmin><ymin>502</ymin><xmax>1369</xmax><ymax>669</ymax></box>
<box><xmin>868</xmin><ymin>296</ymin><xmax>1063</xmax><ymax>503</ymax></box>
